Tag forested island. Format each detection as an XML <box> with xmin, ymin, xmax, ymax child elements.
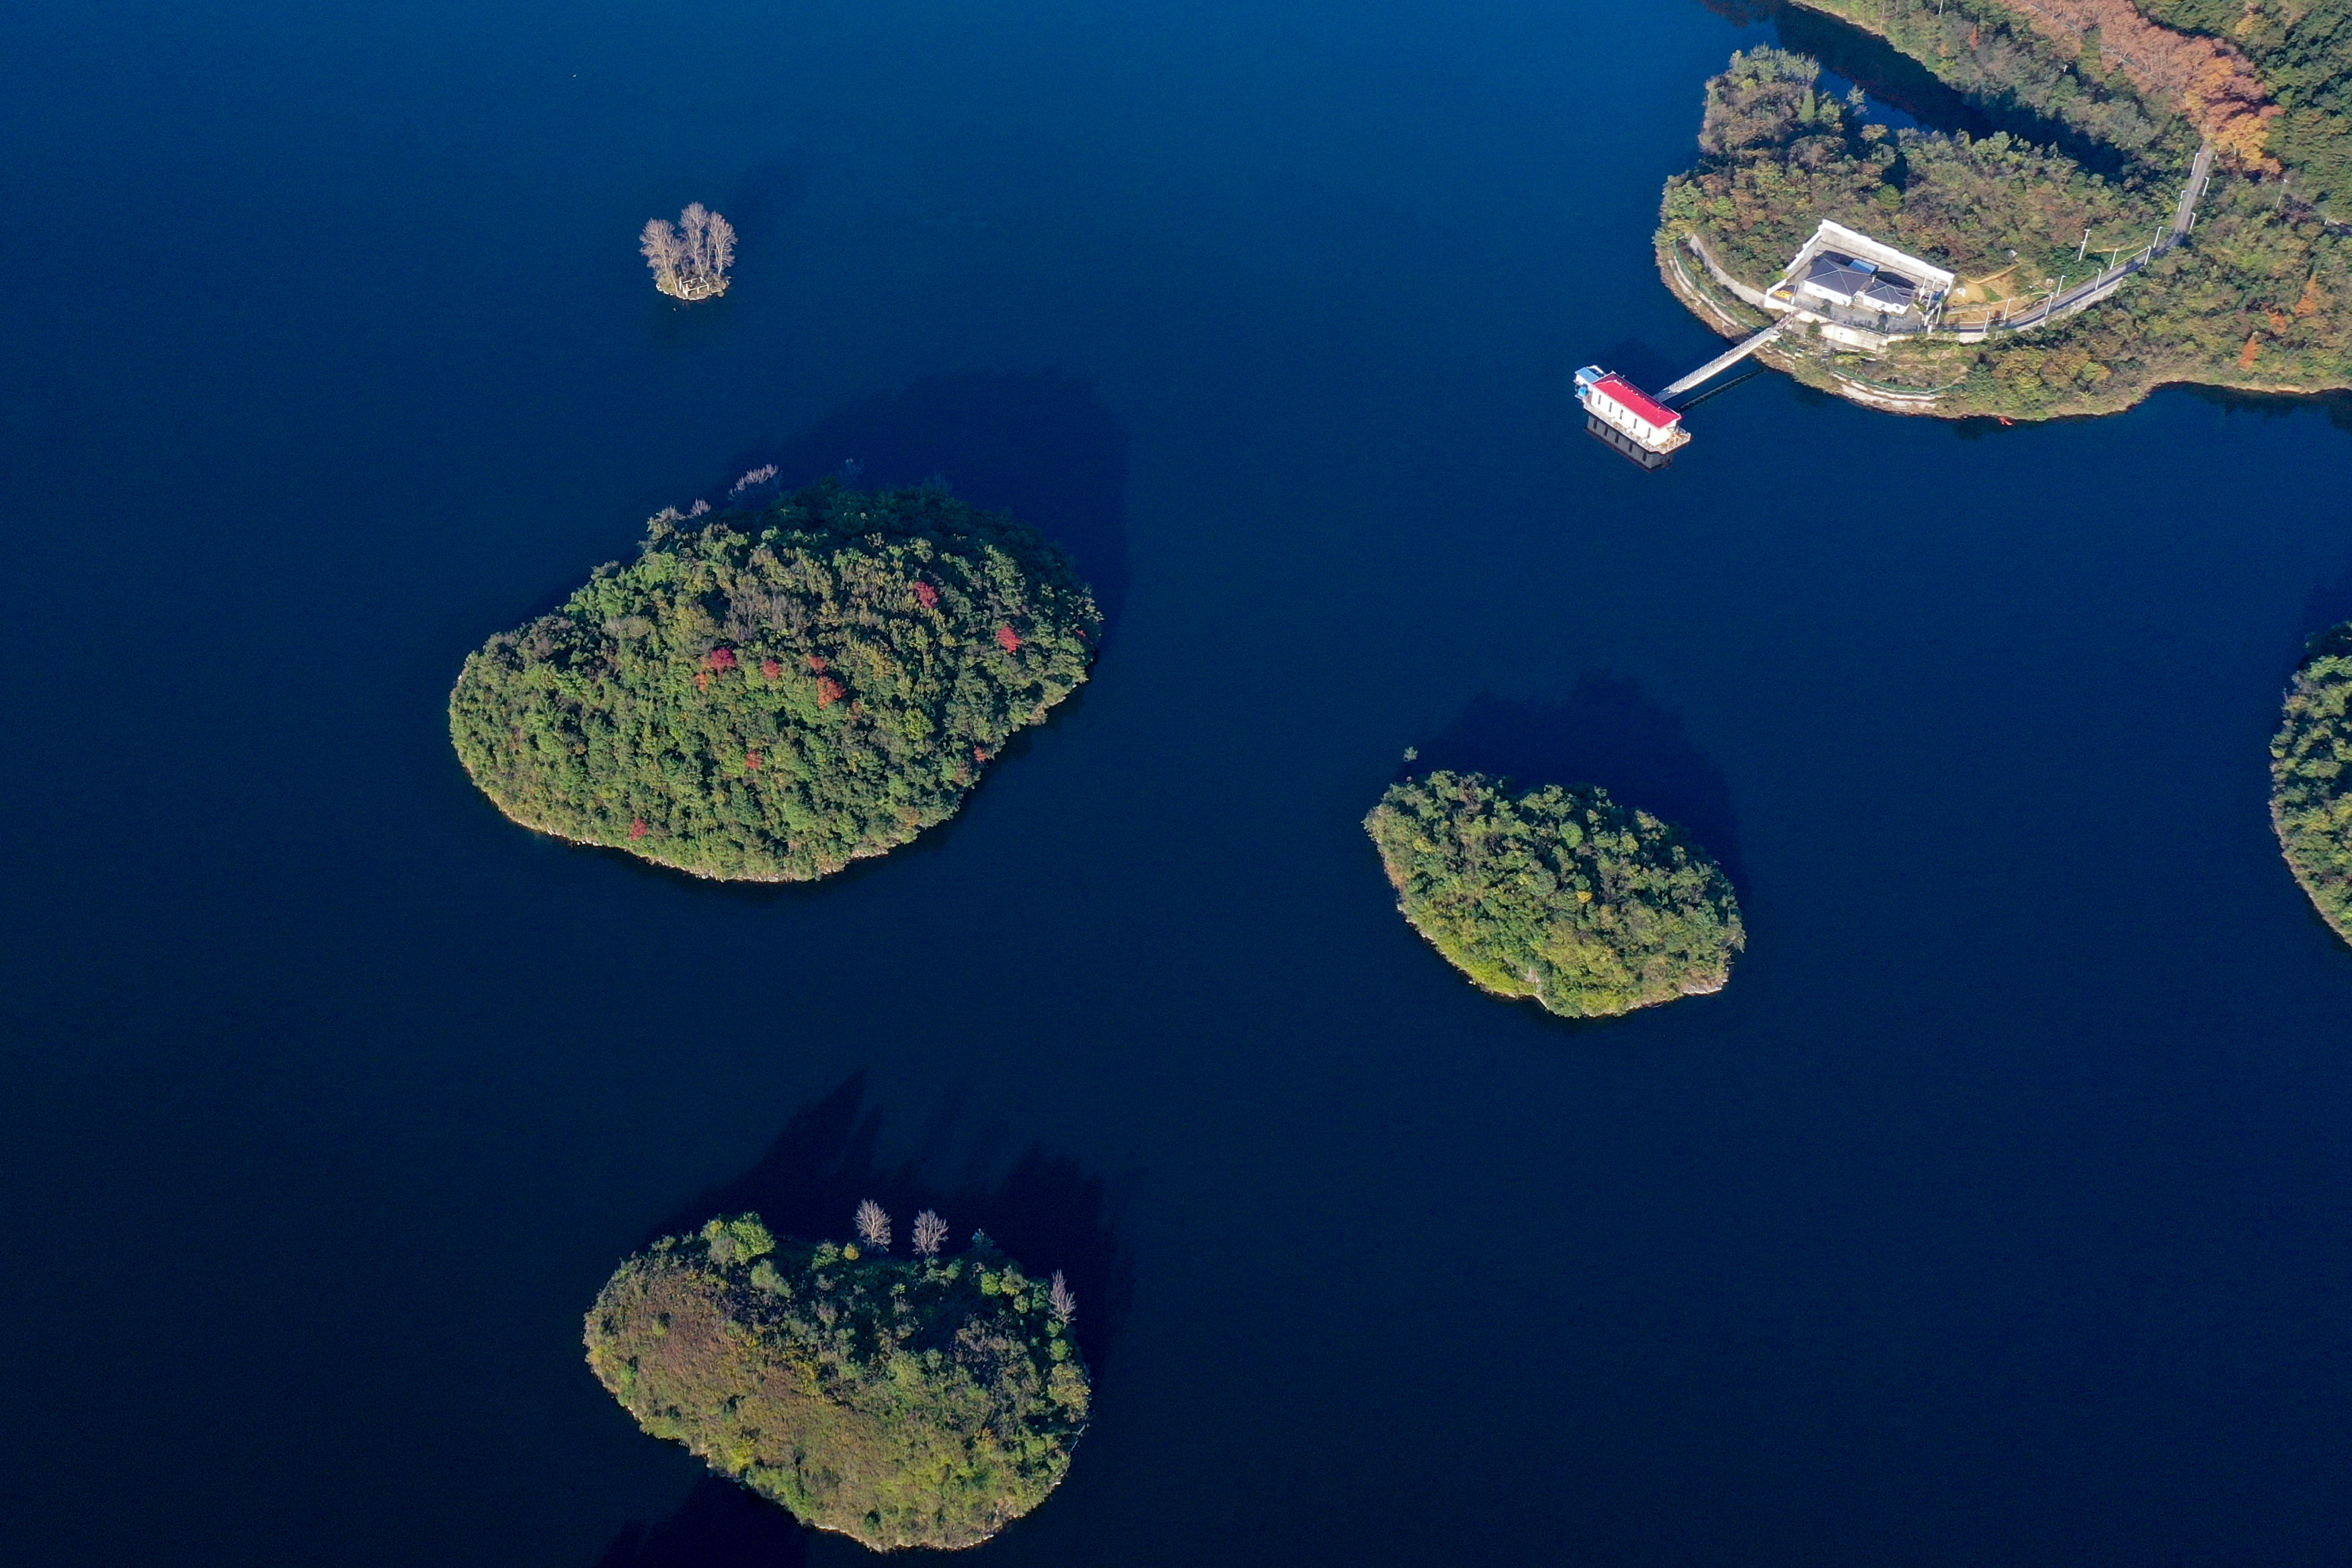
<box><xmin>449</xmin><ymin>481</ymin><xmax>1098</xmax><ymax>881</ymax></box>
<box><xmin>1659</xmin><ymin>0</ymin><xmax>2351</xmax><ymax>419</ymax></box>
<box><xmin>587</xmin><ymin>1208</ymin><xmax>1090</xmax><ymax>1551</ymax></box>
<box><xmin>1364</xmin><ymin>771</ymin><xmax>1744</xmax><ymax>1020</ymax></box>
<box><xmin>2271</xmin><ymin>622</ymin><xmax>2352</xmax><ymax>942</ymax></box>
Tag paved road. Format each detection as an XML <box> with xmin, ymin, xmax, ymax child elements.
<box><xmin>2170</xmin><ymin>140</ymin><xmax>2217</xmax><ymax>246</ymax></box>
<box><xmin>1993</xmin><ymin>140</ymin><xmax>2216</xmax><ymax>333</ymax></box>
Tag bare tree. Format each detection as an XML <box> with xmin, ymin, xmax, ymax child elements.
<box><xmin>639</xmin><ymin>218</ymin><xmax>684</xmax><ymax>293</ymax></box>
<box><xmin>641</xmin><ymin>202</ymin><xmax>737</xmax><ymax>301</ymax></box>
<box><xmin>854</xmin><ymin>1199</ymin><xmax>891</xmax><ymax>1251</ymax></box>
<box><xmin>1049</xmin><ymin>1270</ymin><xmax>1076</xmax><ymax>1326</ymax></box>
<box><xmin>911</xmin><ymin>1209</ymin><xmax>948</xmax><ymax>1257</ymax></box>
<box><xmin>729</xmin><ymin>464</ymin><xmax>778</xmax><ymax>497</ymax></box>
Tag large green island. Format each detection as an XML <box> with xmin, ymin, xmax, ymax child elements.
<box><xmin>586</xmin><ymin>1210</ymin><xmax>1091</xmax><ymax>1552</ymax></box>
<box><xmin>2271</xmin><ymin>622</ymin><xmax>2352</xmax><ymax>943</ymax></box>
<box><xmin>450</xmin><ymin>481</ymin><xmax>1099</xmax><ymax>881</ymax></box>
<box><xmin>1658</xmin><ymin>0</ymin><xmax>2351</xmax><ymax>419</ymax></box>
<box><xmin>1364</xmin><ymin>771</ymin><xmax>1744</xmax><ymax>1020</ymax></box>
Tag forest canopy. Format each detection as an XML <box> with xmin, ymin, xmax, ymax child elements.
<box><xmin>1363</xmin><ymin>771</ymin><xmax>1744</xmax><ymax>1021</ymax></box>
<box><xmin>585</xmin><ymin>1210</ymin><xmax>1090</xmax><ymax>1552</ymax></box>
<box><xmin>1784</xmin><ymin>0</ymin><xmax>2352</xmax><ymax>216</ymax></box>
<box><xmin>449</xmin><ymin>481</ymin><xmax>1099</xmax><ymax>882</ymax></box>
<box><xmin>2270</xmin><ymin>622</ymin><xmax>2352</xmax><ymax>944</ymax></box>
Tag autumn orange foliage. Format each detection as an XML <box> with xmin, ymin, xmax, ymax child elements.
<box><xmin>817</xmin><ymin>675</ymin><xmax>847</xmax><ymax>708</ymax></box>
<box><xmin>2240</xmin><ymin>331</ymin><xmax>2263</xmax><ymax>368</ymax></box>
<box><xmin>996</xmin><ymin>625</ymin><xmax>1022</xmax><ymax>653</ymax></box>
<box><xmin>760</xmin><ymin>658</ymin><xmax>782</xmax><ymax>680</ymax></box>
<box><xmin>2000</xmin><ymin>0</ymin><xmax>2278</xmax><ymax>165</ymax></box>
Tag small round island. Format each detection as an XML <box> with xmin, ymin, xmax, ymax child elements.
<box><xmin>586</xmin><ymin>1209</ymin><xmax>1091</xmax><ymax>1552</ymax></box>
<box><xmin>1364</xmin><ymin>769</ymin><xmax>1744</xmax><ymax>1020</ymax></box>
<box><xmin>450</xmin><ymin>481</ymin><xmax>1099</xmax><ymax>881</ymax></box>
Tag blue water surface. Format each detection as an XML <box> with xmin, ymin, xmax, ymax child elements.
<box><xmin>4</xmin><ymin>1</ymin><xmax>2350</xmax><ymax>1563</ymax></box>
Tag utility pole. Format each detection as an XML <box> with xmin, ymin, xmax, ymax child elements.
<box><xmin>2078</xmin><ymin>229</ymin><xmax>2090</xmax><ymax>261</ymax></box>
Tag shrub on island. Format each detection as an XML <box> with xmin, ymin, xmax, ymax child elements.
<box><xmin>585</xmin><ymin>1206</ymin><xmax>1090</xmax><ymax>1553</ymax></box>
<box><xmin>1365</xmin><ymin>770</ymin><xmax>1744</xmax><ymax>1020</ymax></box>
<box><xmin>449</xmin><ymin>481</ymin><xmax>1099</xmax><ymax>881</ymax></box>
<box><xmin>2271</xmin><ymin>622</ymin><xmax>2352</xmax><ymax>942</ymax></box>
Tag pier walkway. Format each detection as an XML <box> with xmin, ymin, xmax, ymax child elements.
<box><xmin>1660</xmin><ymin>321</ymin><xmax>1784</xmax><ymax>401</ymax></box>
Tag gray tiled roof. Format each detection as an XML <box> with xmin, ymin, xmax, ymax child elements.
<box><xmin>1803</xmin><ymin>251</ymin><xmax>1918</xmax><ymax>313</ymax></box>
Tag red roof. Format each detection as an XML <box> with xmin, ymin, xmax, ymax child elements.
<box><xmin>1592</xmin><ymin>374</ymin><xmax>1679</xmax><ymax>431</ymax></box>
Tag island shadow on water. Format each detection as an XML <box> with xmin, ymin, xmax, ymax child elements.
<box><xmin>1691</xmin><ymin>0</ymin><xmax>2122</xmax><ymax>175</ymax></box>
<box><xmin>594</xmin><ymin>1073</ymin><xmax>1134</xmax><ymax>1567</ymax></box>
<box><xmin>723</xmin><ymin>370</ymin><xmax>1133</xmax><ymax>635</ymax></box>
<box><xmin>1408</xmin><ymin>679</ymin><xmax>1745</xmax><ymax>887</ymax></box>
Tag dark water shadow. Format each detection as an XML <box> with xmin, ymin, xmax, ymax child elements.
<box><xmin>2188</xmin><ymin>382</ymin><xmax>2352</xmax><ymax>437</ymax></box>
<box><xmin>717</xmin><ymin>372</ymin><xmax>1132</xmax><ymax>634</ymax></box>
<box><xmin>721</xmin><ymin>158</ymin><xmax>811</xmax><ymax>250</ymax></box>
<box><xmin>1771</xmin><ymin>7</ymin><xmax>1996</xmax><ymax>140</ymax></box>
<box><xmin>1693</xmin><ymin>0</ymin><xmax>2127</xmax><ymax>176</ymax></box>
<box><xmin>1408</xmin><ymin>679</ymin><xmax>1745</xmax><ymax>884</ymax></box>
<box><xmin>647</xmin><ymin>289</ymin><xmax>741</xmax><ymax>351</ymax></box>
<box><xmin>651</xmin><ymin>1073</ymin><xmax>1135</xmax><ymax>1368</ymax></box>
<box><xmin>592</xmin><ymin>1074</ymin><xmax>1133</xmax><ymax>1566</ymax></box>
<box><xmin>593</xmin><ymin>1477</ymin><xmax>810</xmax><ymax>1568</ymax></box>
<box><xmin>2296</xmin><ymin>561</ymin><xmax>2352</xmax><ymax>667</ymax></box>
<box><xmin>1951</xmin><ymin>414</ymin><xmax>2020</xmax><ymax>441</ymax></box>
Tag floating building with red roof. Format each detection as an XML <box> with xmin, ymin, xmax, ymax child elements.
<box><xmin>1574</xmin><ymin>365</ymin><xmax>1689</xmax><ymax>467</ymax></box>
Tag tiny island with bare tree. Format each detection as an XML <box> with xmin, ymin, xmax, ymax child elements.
<box><xmin>585</xmin><ymin>1204</ymin><xmax>1090</xmax><ymax>1551</ymax></box>
<box><xmin>639</xmin><ymin>202</ymin><xmax>736</xmax><ymax>301</ymax></box>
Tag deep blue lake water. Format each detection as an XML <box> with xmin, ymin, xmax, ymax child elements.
<box><xmin>6</xmin><ymin>1</ymin><xmax>2351</xmax><ymax>1563</ymax></box>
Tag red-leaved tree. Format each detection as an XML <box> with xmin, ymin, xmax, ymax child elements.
<box><xmin>817</xmin><ymin>675</ymin><xmax>848</xmax><ymax>708</ymax></box>
<box><xmin>705</xmin><ymin>647</ymin><xmax>737</xmax><ymax>672</ymax></box>
<box><xmin>629</xmin><ymin>818</ymin><xmax>649</xmax><ymax>839</ymax></box>
<box><xmin>914</xmin><ymin>581</ymin><xmax>940</xmax><ymax>610</ymax></box>
<box><xmin>996</xmin><ymin>625</ymin><xmax>1022</xmax><ymax>653</ymax></box>
<box><xmin>760</xmin><ymin>658</ymin><xmax>782</xmax><ymax>680</ymax></box>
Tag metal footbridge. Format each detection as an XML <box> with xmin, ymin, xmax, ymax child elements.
<box><xmin>1658</xmin><ymin>321</ymin><xmax>1785</xmax><ymax>402</ymax></box>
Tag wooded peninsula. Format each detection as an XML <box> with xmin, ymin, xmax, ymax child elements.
<box><xmin>586</xmin><ymin>1208</ymin><xmax>1090</xmax><ymax>1551</ymax></box>
<box><xmin>1658</xmin><ymin>0</ymin><xmax>2351</xmax><ymax>418</ymax></box>
<box><xmin>449</xmin><ymin>481</ymin><xmax>1099</xmax><ymax>882</ymax></box>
